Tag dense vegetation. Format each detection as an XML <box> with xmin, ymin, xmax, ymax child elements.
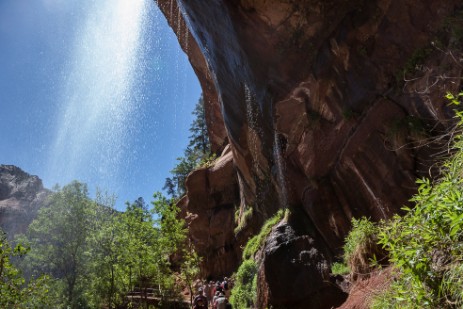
<box><xmin>3</xmin><ymin>182</ymin><xmax>189</xmax><ymax>309</ymax></box>
<box><xmin>0</xmin><ymin>232</ymin><xmax>51</xmax><ymax>308</ymax></box>
<box><xmin>338</xmin><ymin>92</ymin><xmax>463</xmax><ymax>308</ymax></box>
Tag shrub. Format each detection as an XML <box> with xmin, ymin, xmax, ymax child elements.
<box><xmin>371</xmin><ymin>92</ymin><xmax>463</xmax><ymax>308</ymax></box>
<box><xmin>229</xmin><ymin>260</ymin><xmax>257</xmax><ymax>309</ymax></box>
<box><xmin>242</xmin><ymin>209</ymin><xmax>286</xmax><ymax>260</ymax></box>
<box><xmin>234</xmin><ymin>206</ymin><xmax>254</xmax><ymax>235</ymax></box>
<box><xmin>343</xmin><ymin>217</ymin><xmax>386</xmax><ymax>279</ymax></box>
<box><xmin>331</xmin><ymin>262</ymin><xmax>350</xmax><ymax>276</ymax></box>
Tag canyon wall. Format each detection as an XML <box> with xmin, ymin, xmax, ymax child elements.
<box><xmin>0</xmin><ymin>165</ymin><xmax>50</xmax><ymax>238</ymax></box>
<box><xmin>158</xmin><ymin>1</ymin><xmax>463</xmax><ymax>308</ymax></box>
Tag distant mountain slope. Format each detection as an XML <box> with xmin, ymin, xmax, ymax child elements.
<box><xmin>0</xmin><ymin>165</ymin><xmax>51</xmax><ymax>238</ymax></box>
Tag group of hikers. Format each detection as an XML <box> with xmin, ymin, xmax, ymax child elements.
<box><xmin>192</xmin><ymin>277</ymin><xmax>232</xmax><ymax>309</ymax></box>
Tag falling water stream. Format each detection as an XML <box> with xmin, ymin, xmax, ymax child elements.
<box><xmin>47</xmin><ymin>0</ymin><xmax>147</xmax><ymax>186</ymax></box>
<box><xmin>38</xmin><ymin>0</ymin><xmax>200</xmax><ymax>207</ymax></box>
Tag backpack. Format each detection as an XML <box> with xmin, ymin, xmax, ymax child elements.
<box><xmin>215</xmin><ymin>296</ymin><xmax>228</xmax><ymax>309</ymax></box>
<box><xmin>193</xmin><ymin>295</ymin><xmax>207</xmax><ymax>308</ymax></box>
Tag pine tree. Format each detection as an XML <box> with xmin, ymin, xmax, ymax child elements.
<box><xmin>164</xmin><ymin>94</ymin><xmax>212</xmax><ymax>198</ymax></box>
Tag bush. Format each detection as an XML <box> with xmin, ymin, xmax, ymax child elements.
<box><xmin>331</xmin><ymin>262</ymin><xmax>350</xmax><ymax>276</ymax></box>
<box><xmin>234</xmin><ymin>206</ymin><xmax>254</xmax><ymax>235</ymax></box>
<box><xmin>371</xmin><ymin>92</ymin><xmax>463</xmax><ymax>308</ymax></box>
<box><xmin>242</xmin><ymin>209</ymin><xmax>286</xmax><ymax>260</ymax></box>
<box><xmin>229</xmin><ymin>260</ymin><xmax>257</xmax><ymax>309</ymax></box>
<box><xmin>343</xmin><ymin>217</ymin><xmax>386</xmax><ymax>279</ymax></box>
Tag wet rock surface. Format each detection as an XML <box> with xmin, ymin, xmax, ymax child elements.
<box><xmin>159</xmin><ymin>0</ymin><xmax>463</xmax><ymax>307</ymax></box>
<box><xmin>258</xmin><ymin>220</ymin><xmax>347</xmax><ymax>308</ymax></box>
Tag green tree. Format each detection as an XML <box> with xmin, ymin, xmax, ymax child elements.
<box><xmin>188</xmin><ymin>94</ymin><xmax>210</xmax><ymax>155</ymax></box>
<box><xmin>0</xmin><ymin>231</ymin><xmax>51</xmax><ymax>308</ymax></box>
<box><xmin>25</xmin><ymin>181</ymin><xmax>95</xmax><ymax>308</ymax></box>
<box><xmin>121</xmin><ymin>197</ymin><xmax>159</xmax><ymax>307</ymax></box>
<box><xmin>179</xmin><ymin>243</ymin><xmax>201</xmax><ymax>306</ymax></box>
<box><xmin>164</xmin><ymin>94</ymin><xmax>212</xmax><ymax>198</ymax></box>
<box><xmin>151</xmin><ymin>192</ymin><xmax>187</xmax><ymax>302</ymax></box>
<box><xmin>87</xmin><ymin>191</ymin><xmax>128</xmax><ymax>309</ymax></box>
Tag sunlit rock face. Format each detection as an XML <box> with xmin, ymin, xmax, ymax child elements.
<box><xmin>159</xmin><ymin>0</ymin><xmax>462</xmax><ymax>307</ymax></box>
<box><xmin>0</xmin><ymin>165</ymin><xmax>50</xmax><ymax>238</ymax></box>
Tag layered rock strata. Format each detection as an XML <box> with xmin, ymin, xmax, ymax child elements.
<box><xmin>158</xmin><ymin>1</ymin><xmax>463</xmax><ymax>307</ymax></box>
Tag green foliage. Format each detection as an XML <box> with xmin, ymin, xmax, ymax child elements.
<box><xmin>242</xmin><ymin>209</ymin><xmax>286</xmax><ymax>260</ymax></box>
<box><xmin>342</xmin><ymin>217</ymin><xmax>385</xmax><ymax>279</ymax></box>
<box><xmin>229</xmin><ymin>259</ymin><xmax>258</xmax><ymax>309</ymax></box>
<box><xmin>230</xmin><ymin>210</ymin><xmax>286</xmax><ymax>309</ymax></box>
<box><xmin>180</xmin><ymin>245</ymin><xmax>202</xmax><ymax>306</ymax></box>
<box><xmin>344</xmin><ymin>217</ymin><xmax>378</xmax><ymax>261</ymax></box>
<box><xmin>443</xmin><ymin>10</ymin><xmax>463</xmax><ymax>47</ymax></box>
<box><xmin>331</xmin><ymin>262</ymin><xmax>350</xmax><ymax>276</ymax></box>
<box><xmin>20</xmin><ymin>181</ymin><xmax>189</xmax><ymax>309</ymax></box>
<box><xmin>198</xmin><ymin>152</ymin><xmax>217</xmax><ymax>168</ymax></box>
<box><xmin>0</xmin><ymin>232</ymin><xmax>51</xmax><ymax>308</ymax></box>
<box><xmin>342</xmin><ymin>108</ymin><xmax>359</xmax><ymax>120</ymax></box>
<box><xmin>234</xmin><ymin>206</ymin><xmax>254</xmax><ymax>235</ymax></box>
<box><xmin>24</xmin><ymin>181</ymin><xmax>95</xmax><ymax>308</ymax></box>
<box><xmin>371</xmin><ymin>92</ymin><xmax>463</xmax><ymax>308</ymax></box>
<box><xmin>188</xmin><ymin>94</ymin><xmax>210</xmax><ymax>155</ymax></box>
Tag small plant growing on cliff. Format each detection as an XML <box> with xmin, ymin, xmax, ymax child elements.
<box><xmin>242</xmin><ymin>209</ymin><xmax>286</xmax><ymax>260</ymax></box>
<box><xmin>234</xmin><ymin>205</ymin><xmax>254</xmax><ymax>235</ymax></box>
<box><xmin>331</xmin><ymin>262</ymin><xmax>350</xmax><ymax>276</ymax></box>
<box><xmin>230</xmin><ymin>209</ymin><xmax>287</xmax><ymax>309</ymax></box>
<box><xmin>370</xmin><ymin>92</ymin><xmax>463</xmax><ymax>308</ymax></box>
<box><xmin>396</xmin><ymin>46</ymin><xmax>433</xmax><ymax>83</ymax></box>
<box><xmin>343</xmin><ymin>217</ymin><xmax>386</xmax><ymax>279</ymax></box>
<box><xmin>229</xmin><ymin>259</ymin><xmax>258</xmax><ymax>309</ymax></box>
<box><xmin>198</xmin><ymin>152</ymin><xmax>217</xmax><ymax>168</ymax></box>
<box><xmin>341</xmin><ymin>108</ymin><xmax>359</xmax><ymax>120</ymax></box>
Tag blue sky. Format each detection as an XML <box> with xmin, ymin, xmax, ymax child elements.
<box><xmin>0</xmin><ymin>0</ymin><xmax>201</xmax><ymax>210</ymax></box>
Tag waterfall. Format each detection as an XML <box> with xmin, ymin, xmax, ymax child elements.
<box><xmin>47</xmin><ymin>0</ymin><xmax>148</xmax><ymax>191</ymax></box>
<box><xmin>273</xmin><ymin>131</ymin><xmax>288</xmax><ymax>209</ymax></box>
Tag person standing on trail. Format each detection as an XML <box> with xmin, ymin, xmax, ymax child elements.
<box><xmin>214</xmin><ymin>291</ymin><xmax>228</xmax><ymax>309</ymax></box>
<box><xmin>221</xmin><ymin>277</ymin><xmax>230</xmax><ymax>298</ymax></box>
<box><xmin>212</xmin><ymin>291</ymin><xmax>220</xmax><ymax>309</ymax></box>
<box><xmin>208</xmin><ymin>281</ymin><xmax>215</xmax><ymax>305</ymax></box>
<box><xmin>203</xmin><ymin>281</ymin><xmax>211</xmax><ymax>305</ymax></box>
<box><xmin>193</xmin><ymin>288</ymin><xmax>208</xmax><ymax>309</ymax></box>
<box><xmin>215</xmin><ymin>280</ymin><xmax>223</xmax><ymax>293</ymax></box>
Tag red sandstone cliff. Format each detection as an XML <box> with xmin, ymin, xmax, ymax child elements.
<box><xmin>158</xmin><ymin>1</ymin><xmax>463</xmax><ymax>308</ymax></box>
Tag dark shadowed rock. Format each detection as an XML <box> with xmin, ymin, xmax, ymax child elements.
<box><xmin>258</xmin><ymin>220</ymin><xmax>347</xmax><ymax>308</ymax></box>
<box><xmin>181</xmin><ymin>146</ymin><xmax>241</xmax><ymax>278</ymax></box>
<box><xmin>158</xmin><ymin>0</ymin><xmax>463</xmax><ymax>307</ymax></box>
<box><xmin>0</xmin><ymin>165</ymin><xmax>50</xmax><ymax>238</ymax></box>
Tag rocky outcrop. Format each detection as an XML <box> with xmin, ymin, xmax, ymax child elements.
<box><xmin>158</xmin><ymin>1</ymin><xmax>463</xmax><ymax>308</ymax></box>
<box><xmin>257</xmin><ymin>217</ymin><xmax>347</xmax><ymax>308</ymax></box>
<box><xmin>179</xmin><ymin>146</ymin><xmax>241</xmax><ymax>278</ymax></box>
<box><xmin>0</xmin><ymin>165</ymin><xmax>50</xmax><ymax>238</ymax></box>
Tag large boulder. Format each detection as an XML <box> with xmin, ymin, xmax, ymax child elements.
<box><xmin>258</xmin><ymin>218</ymin><xmax>347</xmax><ymax>308</ymax></box>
